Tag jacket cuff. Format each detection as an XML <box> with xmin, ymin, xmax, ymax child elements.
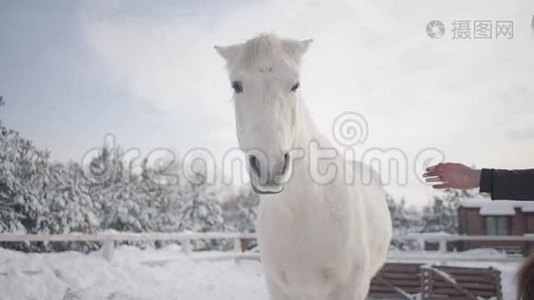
<box><xmin>479</xmin><ymin>168</ymin><xmax>494</xmax><ymax>196</ymax></box>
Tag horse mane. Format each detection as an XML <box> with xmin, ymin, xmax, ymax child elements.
<box><xmin>228</xmin><ymin>34</ymin><xmax>300</xmax><ymax>74</ymax></box>
<box><xmin>517</xmin><ymin>253</ymin><xmax>534</xmax><ymax>299</ymax></box>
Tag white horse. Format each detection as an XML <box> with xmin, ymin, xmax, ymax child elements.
<box><xmin>215</xmin><ymin>34</ymin><xmax>392</xmax><ymax>300</ymax></box>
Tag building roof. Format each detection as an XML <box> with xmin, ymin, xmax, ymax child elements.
<box><xmin>479</xmin><ymin>201</ymin><xmax>516</xmax><ymax>216</ymax></box>
<box><xmin>459</xmin><ymin>196</ymin><xmax>534</xmax><ymax>216</ymax></box>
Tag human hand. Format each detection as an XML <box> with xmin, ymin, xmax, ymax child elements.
<box><xmin>423</xmin><ymin>163</ymin><xmax>481</xmax><ymax>189</ymax></box>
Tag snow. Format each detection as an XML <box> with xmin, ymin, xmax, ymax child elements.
<box><xmin>460</xmin><ymin>197</ymin><xmax>534</xmax><ymax>216</ymax></box>
<box><xmin>519</xmin><ymin>202</ymin><xmax>534</xmax><ymax>213</ymax></box>
<box><xmin>0</xmin><ymin>245</ymin><xmax>522</xmax><ymax>300</ymax></box>
<box><xmin>429</xmin><ymin>267</ymin><xmax>457</xmax><ymax>284</ymax></box>
<box><xmin>418</xmin><ymin>231</ymin><xmax>450</xmax><ymax>236</ymax></box>
<box><xmin>0</xmin><ymin>245</ymin><xmax>268</xmax><ymax>300</ymax></box>
<box><xmin>462</xmin><ymin>248</ymin><xmax>508</xmax><ymax>256</ymax></box>
<box><xmin>480</xmin><ymin>201</ymin><xmax>517</xmax><ymax>216</ymax></box>
<box><xmin>458</xmin><ymin>196</ymin><xmax>492</xmax><ymax>208</ymax></box>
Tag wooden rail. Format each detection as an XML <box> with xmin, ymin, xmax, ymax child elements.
<box><xmin>0</xmin><ymin>232</ymin><xmax>256</xmax><ymax>261</ymax></box>
<box><xmin>0</xmin><ymin>232</ymin><xmax>533</xmax><ymax>262</ymax></box>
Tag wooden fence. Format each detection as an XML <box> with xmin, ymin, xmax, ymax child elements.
<box><xmin>1</xmin><ymin>232</ymin><xmax>533</xmax><ymax>262</ymax></box>
<box><xmin>0</xmin><ymin>232</ymin><xmax>521</xmax><ymax>299</ymax></box>
<box><xmin>369</xmin><ymin>263</ymin><xmax>502</xmax><ymax>300</ymax></box>
<box><xmin>0</xmin><ymin>232</ymin><xmax>256</xmax><ymax>262</ymax></box>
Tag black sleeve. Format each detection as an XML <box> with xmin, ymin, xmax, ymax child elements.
<box><xmin>479</xmin><ymin>168</ymin><xmax>534</xmax><ymax>200</ymax></box>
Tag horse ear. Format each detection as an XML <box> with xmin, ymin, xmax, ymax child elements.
<box><xmin>283</xmin><ymin>39</ymin><xmax>313</xmax><ymax>60</ymax></box>
<box><xmin>300</xmin><ymin>39</ymin><xmax>313</xmax><ymax>53</ymax></box>
<box><xmin>214</xmin><ymin>44</ymin><xmax>242</xmax><ymax>62</ymax></box>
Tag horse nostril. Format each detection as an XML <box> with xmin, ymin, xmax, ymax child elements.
<box><xmin>249</xmin><ymin>155</ymin><xmax>261</xmax><ymax>178</ymax></box>
<box><xmin>281</xmin><ymin>153</ymin><xmax>290</xmax><ymax>175</ymax></box>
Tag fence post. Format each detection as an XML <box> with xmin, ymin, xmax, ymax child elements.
<box><xmin>182</xmin><ymin>239</ymin><xmax>192</xmax><ymax>255</ymax></box>
<box><xmin>233</xmin><ymin>238</ymin><xmax>241</xmax><ymax>253</ymax></box>
<box><xmin>240</xmin><ymin>238</ymin><xmax>249</xmax><ymax>252</ymax></box>
<box><xmin>232</xmin><ymin>237</ymin><xmax>242</xmax><ymax>264</ymax></box>
<box><xmin>103</xmin><ymin>238</ymin><xmax>114</xmax><ymax>262</ymax></box>
<box><xmin>439</xmin><ymin>240</ymin><xmax>447</xmax><ymax>253</ymax></box>
<box><xmin>420</xmin><ymin>265</ymin><xmax>432</xmax><ymax>300</ymax></box>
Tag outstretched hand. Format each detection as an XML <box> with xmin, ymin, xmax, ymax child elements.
<box><xmin>423</xmin><ymin>163</ymin><xmax>481</xmax><ymax>190</ymax></box>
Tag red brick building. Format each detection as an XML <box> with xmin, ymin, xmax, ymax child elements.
<box><xmin>458</xmin><ymin>197</ymin><xmax>534</xmax><ymax>255</ymax></box>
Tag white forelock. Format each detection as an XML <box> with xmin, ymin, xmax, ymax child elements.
<box><xmin>224</xmin><ymin>34</ymin><xmax>303</xmax><ymax>74</ymax></box>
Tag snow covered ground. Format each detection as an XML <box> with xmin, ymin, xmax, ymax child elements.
<box><xmin>0</xmin><ymin>245</ymin><xmax>520</xmax><ymax>300</ymax></box>
<box><xmin>0</xmin><ymin>245</ymin><xmax>268</xmax><ymax>300</ymax></box>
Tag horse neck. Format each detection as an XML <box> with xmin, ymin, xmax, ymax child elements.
<box><xmin>276</xmin><ymin>98</ymin><xmax>333</xmax><ymax>210</ymax></box>
<box><xmin>294</xmin><ymin>97</ymin><xmax>330</xmax><ymax>151</ymax></box>
<box><xmin>290</xmin><ymin>98</ymin><xmax>332</xmax><ymax>185</ymax></box>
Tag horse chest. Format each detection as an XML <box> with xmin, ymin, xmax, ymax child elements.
<box><xmin>257</xmin><ymin>203</ymin><xmax>360</xmax><ymax>296</ymax></box>
<box><xmin>257</xmin><ymin>195</ymin><xmax>360</xmax><ymax>273</ymax></box>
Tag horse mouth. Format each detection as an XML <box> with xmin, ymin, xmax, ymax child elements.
<box><xmin>251</xmin><ymin>183</ymin><xmax>285</xmax><ymax>195</ymax></box>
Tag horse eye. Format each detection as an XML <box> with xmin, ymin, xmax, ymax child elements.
<box><xmin>290</xmin><ymin>82</ymin><xmax>300</xmax><ymax>92</ymax></box>
<box><xmin>231</xmin><ymin>81</ymin><xmax>243</xmax><ymax>93</ymax></box>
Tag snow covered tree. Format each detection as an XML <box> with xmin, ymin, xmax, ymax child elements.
<box><xmin>0</xmin><ymin>122</ymin><xmax>50</xmax><ymax>235</ymax></box>
<box><xmin>42</xmin><ymin>162</ymin><xmax>100</xmax><ymax>251</ymax></box>
<box><xmin>386</xmin><ymin>194</ymin><xmax>424</xmax><ymax>250</ymax></box>
<box><xmin>421</xmin><ymin>188</ymin><xmax>476</xmax><ymax>234</ymax></box>
<box><xmin>88</xmin><ymin>147</ymin><xmax>148</xmax><ymax>233</ymax></box>
<box><xmin>179</xmin><ymin>170</ymin><xmax>224</xmax><ymax>232</ymax></box>
<box><xmin>386</xmin><ymin>194</ymin><xmax>423</xmax><ymax>234</ymax></box>
<box><xmin>222</xmin><ymin>186</ymin><xmax>259</xmax><ymax>233</ymax></box>
<box><xmin>179</xmin><ymin>169</ymin><xmax>224</xmax><ymax>250</ymax></box>
<box><xmin>0</xmin><ymin>123</ymin><xmax>29</xmax><ymax>233</ymax></box>
<box><xmin>135</xmin><ymin>158</ymin><xmax>183</xmax><ymax>233</ymax></box>
<box><xmin>0</xmin><ymin>98</ymin><xmax>254</xmax><ymax>252</ymax></box>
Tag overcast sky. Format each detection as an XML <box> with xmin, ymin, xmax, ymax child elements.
<box><xmin>1</xmin><ymin>0</ymin><xmax>534</xmax><ymax>206</ymax></box>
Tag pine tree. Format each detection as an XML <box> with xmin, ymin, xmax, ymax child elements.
<box><xmin>91</xmin><ymin>147</ymin><xmax>146</xmax><ymax>232</ymax></box>
<box><xmin>0</xmin><ymin>96</ymin><xmax>264</xmax><ymax>252</ymax></box>
<box><xmin>42</xmin><ymin>162</ymin><xmax>100</xmax><ymax>251</ymax></box>
<box><xmin>0</xmin><ymin>122</ymin><xmax>26</xmax><ymax>232</ymax></box>
<box><xmin>222</xmin><ymin>186</ymin><xmax>259</xmax><ymax>233</ymax></box>
<box><xmin>179</xmin><ymin>169</ymin><xmax>224</xmax><ymax>250</ymax></box>
<box><xmin>386</xmin><ymin>194</ymin><xmax>424</xmax><ymax>250</ymax></box>
<box><xmin>0</xmin><ymin>122</ymin><xmax>50</xmax><ymax>234</ymax></box>
<box><xmin>135</xmin><ymin>158</ymin><xmax>182</xmax><ymax>233</ymax></box>
<box><xmin>421</xmin><ymin>188</ymin><xmax>476</xmax><ymax>234</ymax></box>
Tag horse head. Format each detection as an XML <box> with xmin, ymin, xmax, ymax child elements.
<box><xmin>215</xmin><ymin>34</ymin><xmax>312</xmax><ymax>194</ymax></box>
